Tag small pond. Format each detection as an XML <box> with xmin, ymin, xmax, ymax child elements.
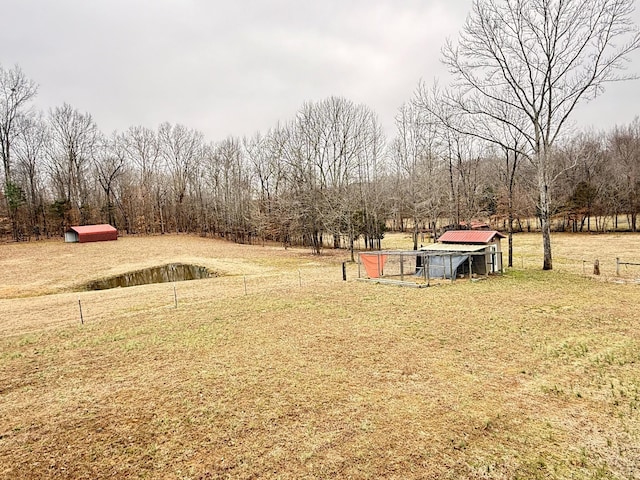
<box><xmin>86</xmin><ymin>263</ymin><xmax>214</xmax><ymax>290</ymax></box>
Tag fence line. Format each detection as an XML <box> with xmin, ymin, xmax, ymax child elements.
<box><xmin>616</xmin><ymin>257</ymin><xmax>640</xmax><ymax>277</ymax></box>
<box><xmin>517</xmin><ymin>254</ymin><xmax>640</xmax><ymax>281</ymax></box>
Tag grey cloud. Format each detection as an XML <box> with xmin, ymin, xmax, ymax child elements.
<box><xmin>1</xmin><ymin>0</ymin><xmax>637</xmax><ymax>141</ymax></box>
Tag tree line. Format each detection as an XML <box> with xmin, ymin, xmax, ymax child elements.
<box><xmin>1</xmin><ymin>0</ymin><xmax>639</xmax><ymax>270</ymax></box>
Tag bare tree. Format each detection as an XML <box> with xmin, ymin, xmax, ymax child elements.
<box><xmin>243</xmin><ymin>130</ymin><xmax>288</xmax><ymax>245</ymax></box>
<box><xmin>122</xmin><ymin>126</ymin><xmax>161</xmax><ymax>233</ymax></box>
<box><xmin>554</xmin><ymin>132</ymin><xmax>609</xmax><ymax>231</ymax></box>
<box><xmin>609</xmin><ymin>117</ymin><xmax>640</xmax><ymax>231</ymax></box>
<box><xmin>0</xmin><ymin>64</ymin><xmax>38</xmax><ymax>239</ymax></box>
<box><xmin>157</xmin><ymin>122</ymin><xmax>204</xmax><ymax>233</ymax></box>
<box><xmin>392</xmin><ymin>102</ymin><xmax>443</xmax><ymax>250</ymax></box>
<box><xmin>13</xmin><ymin>114</ymin><xmax>48</xmax><ymax>237</ymax></box>
<box><xmin>48</xmin><ymin>103</ymin><xmax>99</xmax><ymax>227</ymax></box>
<box><xmin>216</xmin><ymin>137</ymin><xmax>252</xmax><ymax>242</ymax></box>
<box><xmin>280</xmin><ymin>97</ymin><xmax>385</xmax><ymax>254</ymax></box>
<box><xmin>441</xmin><ymin>127</ymin><xmax>489</xmax><ymax>228</ymax></box>
<box><xmin>441</xmin><ymin>0</ymin><xmax>640</xmax><ymax>269</ymax></box>
<box><xmin>265</xmin><ymin>124</ymin><xmax>299</xmax><ymax>248</ymax></box>
<box><xmin>280</xmin><ymin>113</ymin><xmax>324</xmax><ymax>253</ymax></box>
<box><xmin>95</xmin><ymin>133</ymin><xmax>127</xmax><ymax>227</ymax></box>
<box><xmin>351</xmin><ymin>107</ymin><xmax>387</xmax><ymax>256</ymax></box>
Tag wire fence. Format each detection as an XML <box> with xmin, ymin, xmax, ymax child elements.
<box><xmin>356</xmin><ymin>249</ymin><xmax>505</xmax><ymax>288</ymax></box>
<box><xmin>4</xmin><ymin>249</ymin><xmax>639</xmax><ymax>339</ymax></box>
<box><xmin>1</xmin><ymin>269</ymin><xmax>342</xmax><ymax>338</ymax></box>
<box><xmin>515</xmin><ymin>254</ymin><xmax>640</xmax><ymax>283</ymax></box>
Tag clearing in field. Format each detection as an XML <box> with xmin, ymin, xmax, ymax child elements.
<box><xmin>1</xmin><ymin>233</ymin><xmax>639</xmax><ymax>479</ymax></box>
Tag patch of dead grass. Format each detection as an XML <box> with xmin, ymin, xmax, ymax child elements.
<box><xmin>1</xmin><ymin>233</ymin><xmax>640</xmax><ymax>478</ymax></box>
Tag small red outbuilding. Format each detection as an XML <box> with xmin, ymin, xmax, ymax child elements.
<box><xmin>65</xmin><ymin>224</ymin><xmax>118</xmax><ymax>243</ymax></box>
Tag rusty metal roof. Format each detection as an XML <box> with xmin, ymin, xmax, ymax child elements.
<box><xmin>420</xmin><ymin>243</ymin><xmax>489</xmax><ymax>252</ymax></box>
<box><xmin>69</xmin><ymin>224</ymin><xmax>117</xmax><ymax>235</ymax></box>
<box><xmin>437</xmin><ymin>230</ymin><xmax>505</xmax><ymax>244</ymax></box>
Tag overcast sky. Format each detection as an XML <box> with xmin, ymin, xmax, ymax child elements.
<box><xmin>2</xmin><ymin>0</ymin><xmax>639</xmax><ymax>142</ymax></box>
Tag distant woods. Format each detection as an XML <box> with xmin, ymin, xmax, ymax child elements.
<box><xmin>1</xmin><ymin>85</ymin><xmax>389</xmax><ymax>252</ymax></box>
<box><xmin>1</xmin><ymin>63</ymin><xmax>639</xmax><ymax>250</ymax></box>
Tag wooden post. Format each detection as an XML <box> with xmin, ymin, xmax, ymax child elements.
<box><xmin>174</xmin><ymin>284</ymin><xmax>178</xmax><ymax>308</ymax></box>
<box><xmin>449</xmin><ymin>254</ymin><xmax>454</xmax><ymax>283</ymax></box>
<box><xmin>593</xmin><ymin>259</ymin><xmax>600</xmax><ymax>276</ymax></box>
<box><xmin>78</xmin><ymin>298</ymin><xmax>84</xmax><ymax>325</ymax></box>
<box><xmin>616</xmin><ymin>257</ymin><xmax>620</xmax><ymax>276</ymax></box>
<box><xmin>342</xmin><ymin>262</ymin><xmax>347</xmax><ymax>281</ymax></box>
<box><xmin>485</xmin><ymin>251</ymin><xmax>489</xmax><ymax>278</ymax></box>
<box><xmin>468</xmin><ymin>256</ymin><xmax>472</xmax><ymax>279</ymax></box>
<box><xmin>357</xmin><ymin>255</ymin><xmax>361</xmax><ymax>279</ymax></box>
<box><xmin>486</xmin><ymin>250</ymin><xmax>490</xmax><ymax>275</ymax></box>
<box><xmin>425</xmin><ymin>255</ymin><xmax>430</xmax><ymax>286</ymax></box>
<box><xmin>400</xmin><ymin>254</ymin><xmax>404</xmax><ymax>281</ymax></box>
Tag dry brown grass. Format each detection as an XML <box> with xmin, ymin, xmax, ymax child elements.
<box><xmin>1</xmin><ymin>233</ymin><xmax>640</xmax><ymax>479</ymax></box>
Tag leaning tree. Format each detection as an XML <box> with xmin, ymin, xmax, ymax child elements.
<box><xmin>441</xmin><ymin>0</ymin><xmax>640</xmax><ymax>270</ymax></box>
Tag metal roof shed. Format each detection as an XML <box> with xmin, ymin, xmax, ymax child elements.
<box><xmin>65</xmin><ymin>224</ymin><xmax>118</xmax><ymax>243</ymax></box>
<box><xmin>422</xmin><ymin>230</ymin><xmax>506</xmax><ymax>276</ymax></box>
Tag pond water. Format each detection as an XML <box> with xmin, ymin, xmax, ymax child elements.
<box><xmin>86</xmin><ymin>263</ymin><xmax>213</xmax><ymax>290</ymax></box>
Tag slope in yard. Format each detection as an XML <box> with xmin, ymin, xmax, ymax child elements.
<box><xmin>1</xmin><ymin>234</ymin><xmax>639</xmax><ymax>479</ymax></box>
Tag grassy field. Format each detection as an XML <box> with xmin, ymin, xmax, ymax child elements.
<box><xmin>1</xmin><ymin>232</ymin><xmax>640</xmax><ymax>479</ymax></box>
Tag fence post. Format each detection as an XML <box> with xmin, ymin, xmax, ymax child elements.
<box><xmin>593</xmin><ymin>259</ymin><xmax>600</xmax><ymax>276</ymax></box>
<box><xmin>174</xmin><ymin>283</ymin><xmax>178</xmax><ymax>308</ymax></box>
<box><xmin>78</xmin><ymin>298</ymin><xmax>84</xmax><ymax>324</ymax></box>
<box><xmin>425</xmin><ymin>255</ymin><xmax>430</xmax><ymax>286</ymax></box>
<box><xmin>616</xmin><ymin>257</ymin><xmax>620</xmax><ymax>276</ymax></box>
<box><xmin>342</xmin><ymin>262</ymin><xmax>347</xmax><ymax>281</ymax></box>
<box><xmin>450</xmin><ymin>254</ymin><xmax>454</xmax><ymax>283</ymax></box>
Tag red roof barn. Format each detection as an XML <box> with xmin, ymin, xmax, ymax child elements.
<box><xmin>65</xmin><ymin>224</ymin><xmax>118</xmax><ymax>243</ymax></box>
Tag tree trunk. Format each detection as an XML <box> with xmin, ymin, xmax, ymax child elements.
<box><xmin>538</xmin><ymin>166</ymin><xmax>553</xmax><ymax>270</ymax></box>
<box><xmin>507</xmin><ymin>216</ymin><xmax>513</xmax><ymax>269</ymax></box>
<box><xmin>507</xmin><ymin>181</ymin><xmax>514</xmax><ymax>268</ymax></box>
<box><xmin>349</xmin><ymin>233</ymin><xmax>355</xmax><ymax>262</ymax></box>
